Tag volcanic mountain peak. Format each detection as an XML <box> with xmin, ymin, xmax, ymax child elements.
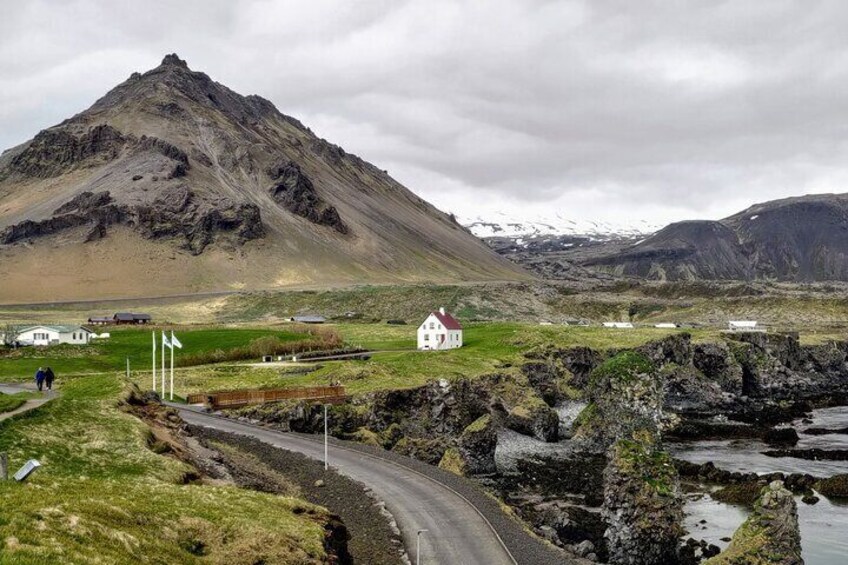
<box><xmin>0</xmin><ymin>55</ymin><xmax>525</xmax><ymax>301</ymax></box>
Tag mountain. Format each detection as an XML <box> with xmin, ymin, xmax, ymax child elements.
<box><xmin>0</xmin><ymin>54</ymin><xmax>526</xmax><ymax>301</ymax></box>
<box><xmin>581</xmin><ymin>193</ymin><xmax>848</xmax><ymax>282</ymax></box>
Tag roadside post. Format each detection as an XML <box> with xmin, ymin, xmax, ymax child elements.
<box><xmin>126</xmin><ymin>357</ymin><xmax>130</xmax><ymax>379</ymax></box>
<box><xmin>324</xmin><ymin>404</ymin><xmax>329</xmax><ymax>470</ymax></box>
<box><xmin>417</xmin><ymin>529</ymin><xmax>428</xmax><ymax>565</ymax></box>
<box><xmin>0</xmin><ymin>452</ymin><xmax>8</xmax><ymax>480</ymax></box>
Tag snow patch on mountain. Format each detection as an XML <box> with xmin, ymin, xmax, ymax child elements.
<box><xmin>461</xmin><ymin>211</ymin><xmax>661</xmax><ymax>240</ymax></box>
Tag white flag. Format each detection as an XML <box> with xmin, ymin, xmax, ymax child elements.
<box><xmin>171</xmin><ymin>332</ymin><xmax>182</xmax><ymax>349</ymax></box>
<box><xmin>162</xmin><ymin>331</ymin><xmax>171</xmax><ymax>349</ymax></box>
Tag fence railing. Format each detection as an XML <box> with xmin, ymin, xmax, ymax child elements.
<box><xmin>186</xmin><ymin>385</ymin><xmax>346</xmax><ymax>409</ymax></box>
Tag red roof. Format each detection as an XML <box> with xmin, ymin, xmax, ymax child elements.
<box><xmin>432</xmin><ymin>311</ymin><xmax>462</xmax><ymax>330</ymax></box>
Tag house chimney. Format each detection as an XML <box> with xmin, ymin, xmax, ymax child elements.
<box><xmin>439</xmin><ymin>307</ymin><xmax>446</xmax><ymax>315</ymax></box>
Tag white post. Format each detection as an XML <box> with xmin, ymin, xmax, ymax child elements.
<box><xmin>417</xmin><ymin>529</ymin><xmax>428</xmax><ymax>565</ymax></box>
<box><xmin>152</xmin><ymin>331</ymin><xmax>156</xmax><ymax>393</ymax></box>
<box><xmin>170</xmin><ymin>331</ymin><xmax>174</xmax><ymax>401</ymax></box>
<box><xmin>126</xmin><ymin>357</ymin><xmax>130</xmax><ymax>379</ymax></box>
<box><xmin>324</xmin><ymin>404</ymin><xmax>329</xmax><ymax>470</ymax></box>
<box><xmin>161</xmin><ymin>333</ymin><xmax>165</xmax><ymax>396</ymax></box>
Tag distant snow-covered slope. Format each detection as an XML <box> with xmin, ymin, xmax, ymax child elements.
<box><xmin>461</xmin><ymin>212</ymin><xmax>660</xmax><ymax>240</ymax></box>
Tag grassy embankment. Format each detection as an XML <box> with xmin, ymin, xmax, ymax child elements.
<box><xmin>0</xmin><ymin>373</ymin><xmax>336</xmax><ymax>563</ymax></box>
<box><xmin>0</xmin><ymin>392</ymin><xmax>30</xmax><ymax>414</ymax></box>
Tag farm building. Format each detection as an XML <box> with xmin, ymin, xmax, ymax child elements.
<box><xmin>654</xmin><ymin>323</ymin><xmax>678</xmax><ymax>328</ymax></box>
<box><xmin>290</xmin><ymin>316</ymin><xmax>326</xmax><ymax>324</ymax></box>
<box><xmin>15</xmin><ymin>325</ymin><xmax>94</xmax><ymax>346</ymax></box>
<box><xmin>113</xmin><ymin>313</ymin><xmax>152</xmax><ymax>325</ymax></box>
<box><xmin>417</xmin><ymin>307</ymin><xmax>463</xmax><ymax>351</ymax></box>
<box><xmin>728</xmin><ymin>320</ymin><xmax>763</xmax><ymax>332</ymax></box>
<box><xmin>603</xmin><ymin>322</ymin><xmax>634</xmax><ymax>329</ymax></box>
<box><xmin>89</xmin><ymin>313</ymin><xmax>152</xmax><ymax>325</ymax></box>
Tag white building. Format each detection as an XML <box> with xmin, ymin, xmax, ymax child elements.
<box><xmin>15</xmin><ymin>325</ymin><xmax>94</xmax><ymax>346</ymax></box>
<box><xmin>417</xmin><ymin>307</ymin><xmax>463</xmax><ymax>351</ymax></box>
<box><xmin>654</xmin><ymin>323</ymin><xmax>678</xmax><ymax>329</ymax></box>
<box><xmin>603</xmin><ymin>322</ymin><xmax>634</xmax><ymax>329</ymax></box>
<box><xmin>728</xmin><ymin>321</ymin><xmax>763</xmax><ymax>332</ymax></box>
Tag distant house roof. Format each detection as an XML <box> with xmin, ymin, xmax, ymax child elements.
<box><xmin>17</xmin><ymin>325</ymin><xmax>92</xmax><ymax>334</ymax></box>
<box><xmin>88</xmin><ymin>316</ymin><xmax>112</xmax><ymax>322</ymax></box>
<box><xmin>114</xmin><ymin>313</ymin><xmax>151</xmax><ymax>321</ymax></box>
<box><xmin>432</xmin><ymin>310</ymin><xmax>462</xmax><ymax>330</ymax></box>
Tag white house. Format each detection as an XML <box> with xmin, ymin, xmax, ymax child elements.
<box><xmin>728</xmin><ymin>321</ymin><xmax>763</xmax><ymax>332</ymax></box>
<box><xmin>603</xmin><ymin>322</ymin><xmax>634</xmax><ymax>329</ymax></box>
<box><xmin>654</xmin><ymin>323</ymin><xmax>678</xmax><ymax>329</ymax></box>
<box><xmin>15</xmin><ymin>325</ymin><xmax>94</xmax><ymax>346</ymax></box>
<box><xmin>417</xmin><ymin>308</ymin><xmax>463</xmax><ymax>351</ymax></box>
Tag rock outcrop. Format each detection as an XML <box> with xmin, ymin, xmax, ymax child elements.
<box><xmin>705</xmin><ymin>481</ymin><xmax>803</xmax><ymax>565</ymax></box>
<box><xmin>268</xmin><ymin>161</ymin><xmax>348</xmax><ymax>234</ymax></box>
<box><xmin>1</xmin><ymin>188</ymin><xmax>263</xmax><ymax>254</ymax></box>
<box><xmin>602</xmin><ymin>431</ymin><xmax>684</xmax><ymax>565</ymax></box>
<box><xmin>440</xmin><ymin>414</ymin><xmax>497</xmax><ymax>475</ymax></box>
<box><xmin>575</xmin><ymin>351</ymin><xmax>664</xmax><ymax>452</ymax></box>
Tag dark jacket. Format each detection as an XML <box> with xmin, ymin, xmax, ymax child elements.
<box><xmin>35</xmin><ymin>370</ymin><xmax>45</xmax><ymax>383</ymax></box>
<box><xmin>45</xmin><ymin>368</ymin><xmax>55</xmax><ymax>384</ymax></box>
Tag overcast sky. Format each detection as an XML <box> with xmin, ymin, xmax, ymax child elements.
<box><xmin>3</xmin><ymin>0</ymin><xmax>848</xmax><ymax>229</ymax></box>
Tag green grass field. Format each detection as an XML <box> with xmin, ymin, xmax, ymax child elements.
<box><xmin>0</xmin><ymin>374</ymin><xmax>334</xmax><ymax>563</ymax></box>
<box><xmin>0</xmin><ymin>327</ymin><xmax>308</xmax><ymax>381</ymax></box>
<box><xmin>0</xmin><ymin>392</ymin><xmax>27</xmax><ymax>414</ymax></box>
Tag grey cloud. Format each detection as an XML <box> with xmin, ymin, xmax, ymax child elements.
<box><xmin>2</xmin><ymin>0</ymin><xmax>848</xmax><ymax>226</ymax></box>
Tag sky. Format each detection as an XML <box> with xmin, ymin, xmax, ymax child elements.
<box><xmin>2</xmin><ymin>0</ymin><xmax>848</xmax><ymax>230</ymax></box>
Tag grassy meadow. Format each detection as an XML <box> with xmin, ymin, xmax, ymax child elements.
<box><xmin>0</xmin><ymin>374</ymin><xmax>334</xmax><ymax>564</ymax></box>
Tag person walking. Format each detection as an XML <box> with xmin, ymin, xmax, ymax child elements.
<box><xmin>35</xmin><ymin>367</ymin><xmax>45</xmax><ymax>392</ymax></box>
<box><xmin>44</xmin><ymin>367</ymin><xmax>55</xmax><ymax>391</ymax></box>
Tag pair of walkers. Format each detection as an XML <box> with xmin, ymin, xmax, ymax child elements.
<box><xmin>35</xmin><ymin>367</ymin><xmax>55</xmax><ymax>392</ymax></box>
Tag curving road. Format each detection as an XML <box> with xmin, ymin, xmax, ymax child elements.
<box><xmin>176</xmin><ymin>407</ymin><xmax>566</xmax><ymax>565</ymax></box>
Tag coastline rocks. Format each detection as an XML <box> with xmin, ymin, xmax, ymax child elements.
<box><xmin>814</xmin><ymin>474</ymin><xmax>848</xmax><ymax>499</ymax></box>
<box><xmin>455</xmin><ymin>414</ymin><xmax>497</xmax><ymax>475</ymax></box>
<box><xmin>602</xmin><ymin>431</ymin><xmax>684</xmax><ymax>565</ymax></box>
<box><xmin>575</xmin><ymin>351</ymin><xmax>664</xmax><ymax>452</ymax></box>
<box><xmin>704</xmin><ymin>481</ymin><xmax>803</xmax><ymax>565</ymax></box>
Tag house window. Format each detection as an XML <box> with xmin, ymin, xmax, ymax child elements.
<box><xmin>429</xmin><ymin>322</ymin><xmax>434</xmax><ymax>329</ymax></box>
<box><xmin>424</xmin><ymin>334</ymin><xmax>429</xmax><ymax>341</ymax></box>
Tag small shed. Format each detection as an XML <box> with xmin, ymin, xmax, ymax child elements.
<box><xmin>603</xmin><ymin>322</ymin><xmax>634</xmax><ymax>329</ymax></box>
<box><xmin>291</xmin><ymin>316</ymin><xmax>326</xmax><ymax>324</ymax></box>
<box><xmin>654</xmin><ymin>323</ymin><xmax>678</xmax><ymax>329</ymax></box>
<box><xmin>113</xmin><ymin>313</ymin><xmax>152</xmax><ymax>325</ymax></box>
<box><xmin>728</xmin><ymin>321</ymin><xmax>761</xmax><ymax>332</ymax></box>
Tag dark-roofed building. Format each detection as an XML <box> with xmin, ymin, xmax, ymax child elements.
<box><xmin>113</xmin><ymin>313</ymin><xmax>152</xmax><ymax>325</ymax></box>
<box><xmin>417</xmin><ymin>307</ymin><xmax>463</xmax><ymax>350</ymax></box>
<box><xmin>87</xmin><ymin>316</ymin><xmax>113</xmax><ymax>325</ymax></box>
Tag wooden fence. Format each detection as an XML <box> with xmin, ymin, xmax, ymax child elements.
<box><xmin>186</xmin><ymin>385</ymin><xmax>346</xmax><ymax>409</ymax></box>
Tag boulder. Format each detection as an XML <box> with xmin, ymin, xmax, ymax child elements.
<box><xmin>455</xmin><ymin>414</ymin><xmax>497</xmax><ymax>475</ymax></box>
<box><xmin>814</xmin><ymin>474</ymin><xmax>848</xmax><ymax>499</ymax></box>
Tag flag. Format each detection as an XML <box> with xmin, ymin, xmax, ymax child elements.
<box><xmin>162</xmin><ymin>331</ymin><xmax>171</xmax><ymax>349</ymax></box>
<box><xmin>171</xmin><ymin>332</ymin><xmax>183</xmax><ymax>349</ymax></box>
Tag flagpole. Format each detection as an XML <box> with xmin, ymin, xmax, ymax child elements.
<box><xmin>152</xmin><ymin>331</ymin><xmax>156</xmax><ymax>393</ymax></box>
<box><xmin>161</xmin><ymin>332</ymin><xmax>165</xmax><ymax>395</ymax></box>
<box><xmin>170</xmin><ymin>331</ymin><xmax>174</xmax><ymax>401</ymax></box>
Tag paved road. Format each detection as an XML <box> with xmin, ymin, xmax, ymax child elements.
<box><xmin>178</xmin><ymin>407</ymin><xmax>519</xmax><ymax>565</ymax></box>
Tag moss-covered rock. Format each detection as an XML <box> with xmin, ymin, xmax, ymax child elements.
<box><xmin>815</xmin><ymin>473</ymin><xmax>848</xmax><ymax>499</ymax></box>
<box><xmin>349</xmin><ymin>427</ymin><xmax>382</xmax><ymax>448</ymax></box>
<box><xmin>438</xmin><ymin>447</ymin><xmax>467</xmax><ymax>476</ymax></box>
<box><xmin>575</xmin><ymin>351</ymin><xmax>663</xmax><ymax>452</ymax></box>
<box><xmin>712</xmin><ymin>481</ymin><xmax>767</xmax><ymax>506</ymax></box>
<box><xmin>705</xmin><ymin>481</ymin><xmax>802</xmax><ymax>565</ymax></box>
<box><xmin>391</xmin><ymin>437</ymin><xmax>448</xmax><ymax>466</ymax></box>
<box><xmin>602</xmin><ymin>430</ymin><xmax>684</xmax><ymax>565</ymax></box>
<box><xmin>455</xmin><ymin>414</ymin><xmax>497</xmax><ymax>475</ymax></box>
<box><xmin>505</xmin><ymin>397</ymin><xmax>559</xmax><ymax>442</ymax></box>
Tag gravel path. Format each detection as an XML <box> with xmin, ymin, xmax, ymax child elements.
<box><xmin>0</xmin><ymin>383</ymin><xmax>56</xmax><ymax>423</ymax></box>
<box><xmin>191</xmin><ymin>425</ymin><xmax>406</xmax><ymax>565</ymax></box>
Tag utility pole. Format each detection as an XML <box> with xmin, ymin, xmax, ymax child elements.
<box><xmin>416</xmin><ymin>529</ymin><xmax>428</xmax><ymax>565</ymax></box>
<box><xmin>324</xmin><ymin>404</ymin><xmax>329</xmax><ymax>470</ymax></box>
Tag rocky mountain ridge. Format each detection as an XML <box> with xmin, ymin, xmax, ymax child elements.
<box><xmin>0</xmin><ymin>54</ymin><xmax>525</xmax><ymax>301</ymax></box>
